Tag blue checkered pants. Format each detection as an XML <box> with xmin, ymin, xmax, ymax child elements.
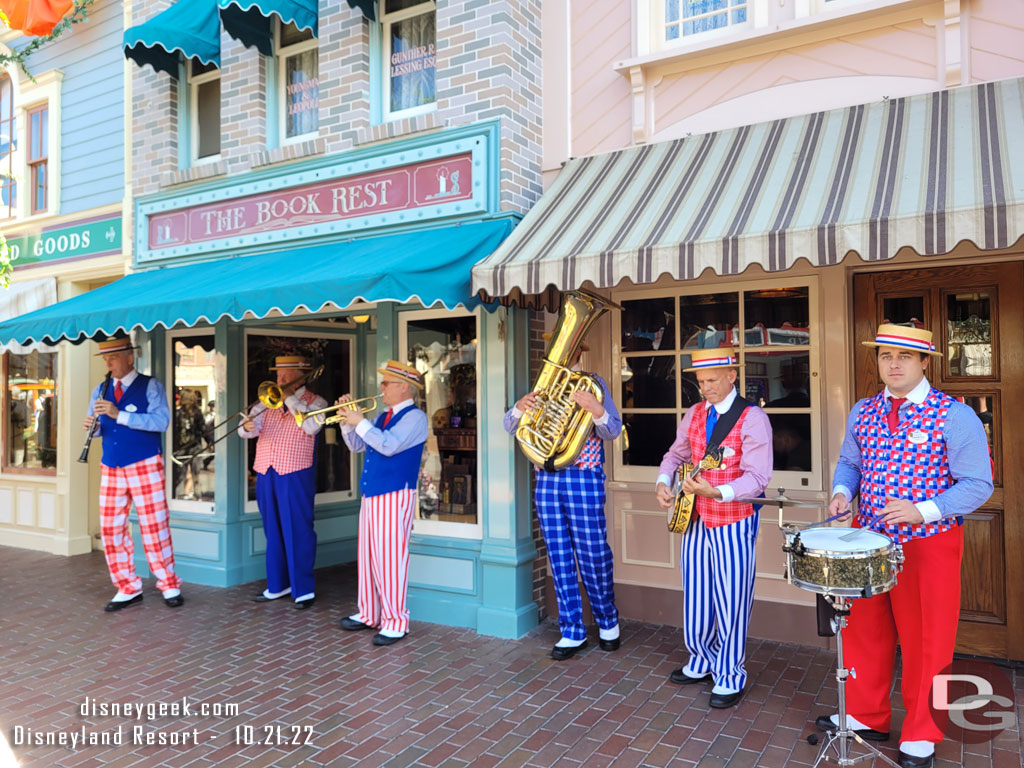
<box><xmin>681</xmin><ymin>513</ymin><xmax>760</xmax><ymax>692</ymax></box>
<box><xmin>535</xmin><ymin>467</ymin><xmax>618</xmax><ymax>641</ymax></box>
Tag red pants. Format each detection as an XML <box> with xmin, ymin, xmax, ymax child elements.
<box><xmin>354</xmin><ymin>489</ymin><xmax>416</xmax><ymax>635</ymax></box>
<box><xmin>844</xmin><ymin>525</ymin><xmax>963</xmax><ymax>743</ymax></box>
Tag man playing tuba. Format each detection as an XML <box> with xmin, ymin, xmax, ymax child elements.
<box><xmin>505</xmin><ymin>330</ymin><xmax>623</xmax><ymax>660</ymax></box>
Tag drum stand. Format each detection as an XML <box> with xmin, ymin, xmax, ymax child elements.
<box><xmin>812</xmin><ymin>596</ymin><xmax>900</xmax><ymax>768</ymax></box>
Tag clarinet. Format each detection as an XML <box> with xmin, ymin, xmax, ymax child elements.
<box><xmin>78</xmin><ymin>372</ymin><xmax>112</xmax><ymax>463</ymax></box>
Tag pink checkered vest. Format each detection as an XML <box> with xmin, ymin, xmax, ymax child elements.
<box><xmin>853</xmin><ymin>389</ymin><xmax>961</xmax><ymax>544</ymax></box>
<box><xmin>687</xmin><ymin>405</ymin><xmax>756</xmax><ymax>528</ymax></box>
<box><xmin>254</xmin><ymin>389</ymin><xmax>320</xmax><ymax>476</ymax></box>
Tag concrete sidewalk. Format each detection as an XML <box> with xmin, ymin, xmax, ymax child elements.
<box><xmin>1</xmin><ymin>545</ymin><xmax>1020</xmax><ymax>768</ymax></box>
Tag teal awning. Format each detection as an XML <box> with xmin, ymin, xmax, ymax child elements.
<box><xmin>0</xmin><ymin>220</ymin><xmax>512</xmax><ymax>346</ymax></box>
<box><xmin>124</xmin><ymin>0</ymin><xmax>220</xmax><ymax>77</ymax></box>
<box><xmin>219</xmin><ymin>0</ymin><xmax>317</xmax><ymax>56</ymax></box>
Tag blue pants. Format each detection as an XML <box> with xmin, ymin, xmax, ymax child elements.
<box><xmin>535</xmin><ymin>467</ymin><xmax>618</xmax><ymax>641</ymax></box>
<box><xmin>681</xmin><ymin>513</ymin><xmax>760</xmax><ymax>691</ymax></box>
<box><xmin>256</xmin><ymin>466</ymin><xmax>317</xmax><ymax>599</ymax></box>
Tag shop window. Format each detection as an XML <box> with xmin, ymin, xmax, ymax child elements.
<box><xmin>244</xmin><ymin>332</ymin><xmax>353</xmax><ymax>508</ymax></box>
<box><xmin>402</xmin><ymin>309</ymin><xmax>478</xmax><ymax>531</ymax></box>
<box><xmin>616</xmin><ymin>283</ymin><xmax>816</xmax><ymax>482</ymax></box>
<box><xmin>0</xmin><ymin>74</ymin><xmax>15</xmax><ymax>219</ymax></box>
<box><xmin>382</xmin><ymin>0</ymin><xmax>436</xmax><ymax>121</ymax></box>
<box><xmin>277</xmin><ymin>21</ymin><xmax>319</xmax><ymax>141</ymax></box>
<box><xmin>3</xmin><ymin>350</ymin><xmax>57</xmax><ymax>473</ymax></box>
<box><xmin>188</xmin><ymin>60</ymin><xmax>220</xmax><ymax>163</ymax></box>
<box><xmin>663</xmin><ymin>0</ymin><xmax>748</xmax><ymax>42</ymax></box>
<box><xmin>169</xmin><ymin>334</ymin><xmax>220</xmax><ymax>510</ymax></box>
<box><xmin>27</xmin><ymin>104</ymin><xmax>47</xmax><ymax>213</ymax></box>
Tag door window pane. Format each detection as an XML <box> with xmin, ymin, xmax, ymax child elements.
<box><xmin>5</xmin><ymin>351</ymin><xmax>57</xmax><ymax>470</ymax></box>
<box><xmin>744</xmin><ymin>287</ymin><xmax>809</xmax><ymax>347</ymax></box>
<box><xmin>946</xmin><ymin>292</ymin><xmax>992</xmax><ymax>377</ymax></box>
<box><xmin>881</xmin><ymin>296</ymin><xmax>925</xmax><ymax>328</ymax></box>
<box><xmin>406</xmin><ymin>314</ymin><xmax>477</xmax><ymax>524</ymax></box>
<box><xmin>958</xmin><ymin>393</ymin><xmax>997</xmax><ymax>484</ymax></box>
<box><xmin>622</xmin><ymin>297</ymin><xmax>675</xmax><ymax>351</ymax></box>
<box><xmin>680</xmin><ymin>293</ymin><xmax>738</xmax><ymax>348</ymax></box>
<box><xmin>746</xmin><ymin>351</ymin><xmax>810</xmax><ymax>407</ymax></box>
<box><xmin>622</xmin><ymin>412</ymin><xmax>678</xmax><ymax>467</ymax></box>
<box><xmin>768</xmin><ymin>413</ymin><xmax>812</xmax><ymax>472</ymax></box>
<box><xmin>171</xmin><ymin>337</ymin><xmax>217</xmax><ymax>502</ymax></box>
<box><xmin>623</xmin><ymin>356</ymin><xmax>676</xmax><ymax>409</ymax></box>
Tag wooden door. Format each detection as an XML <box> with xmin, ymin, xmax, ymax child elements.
<box><xmin>853</xmin><ymin>262</ymin><xmax>1024</xmax><ymax>661</ymax></box>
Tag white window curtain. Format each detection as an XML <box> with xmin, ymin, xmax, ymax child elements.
<box><xmin>0</xmin><ymin>276</ymin><xmax>57</xmax><ymax>354</ymax></box>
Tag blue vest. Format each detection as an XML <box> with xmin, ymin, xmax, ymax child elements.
<box><xmin>99</xmin><ymin>374</ymin><xmax>163</xmax><ymax>468</ymax></box>
<box><xmin>360</xmin><ymin>406</ymin><xmax>425</xmax><ymax>497</ymax></box>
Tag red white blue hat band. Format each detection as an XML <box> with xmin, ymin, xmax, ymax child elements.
<box><xmin>873</xmin><ymin>332</ymin><xmax>934</xmax><ymax>352</ymax></box>
<box><xmin>691</xmin><ymin>355</ymin><xmax>736</xmax><ymax>368</ymax></box>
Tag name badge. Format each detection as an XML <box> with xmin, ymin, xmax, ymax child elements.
<box><xmin>125</xmin><ymin>404</ymin><xmax>138</xmax><ymax>413</ymax></box>
<box><xmin>908</xmin><ymin>430</ymin><xmax>927</xmax><ymax>444</ymax></box>
<box><xmin>723</xmin><ymin>446</ymin><xmax>736</xmax><ymax>458</ymax></box>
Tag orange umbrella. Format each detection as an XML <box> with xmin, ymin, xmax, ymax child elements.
<box><xmin>0</xmin><ymin>0</ymin><xmax>74</xmax><ymax>36</ymax></box>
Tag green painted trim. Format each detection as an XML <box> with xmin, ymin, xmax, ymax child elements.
<box><xmin>407</xmin><ymin>590</ymin><xmax>479</xmax><ymax>630</ymax></box>
<box><xmin>177</xmin><ymin>61</ymin><xmax>190</xmax><ymax>169</ymax></box>
<box><xmin>476</xmin><ymin>603</ymin><xmax>539</xmax><ymax>639</ymax></box>
<box><xmin>265</xmin><ymin>53</ymin><xmax>279</xmax><ymax>150</ymax></box>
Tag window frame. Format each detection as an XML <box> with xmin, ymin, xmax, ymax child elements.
<box><xmin>275</xmin><ymin>21</ymin><xmax>320</xmax><ymax>145</ymax></box>
<box><xmin>26</xmin><ymin>103</ymin><xmax>47</xmax><ymax>214</ymax></box>
<box><xmin>381</xmin><ymin>0</ymin><xmax>437</xmax><ymax>123</ymax></box>
<box><xmin>187</xmin><ymin>60</ymin><xmax>221</xmax><ymax>166</ymax></box>
<box><xmin>655</xmin><ymin>0</ymin><xmax>754</xmax><ymax>50</ymax></box>
<box><xmin>399</xmin><ymin>305</ymin><xmax>483</xmax><ymax>541</ymax></box>
<box><xmin>2</xmin><ymin>349</ymin><xmax>59</xmax><ymax>477</ymax></box>
<box><xmin>610</xmin><ymin>276</ymin><xmax>821</xmax><ymax>490</ymax></box>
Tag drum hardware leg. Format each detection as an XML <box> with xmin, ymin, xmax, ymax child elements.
<box><xmin>811</xmin><ymin>597</ymin><xmax>901</xmax><ymax>768</ymax></box>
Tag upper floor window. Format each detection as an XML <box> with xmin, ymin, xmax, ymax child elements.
<box><xmin>277</xmin><ymin>21</ymin><xmax>319</xmax><ymax>141</ymax></box>
<box><xmin>27</xmin><ymin>104</ymin><xmax>47</xmax><ymax>213</ymax></box>
<box><xmin>188</xmin><ymin>60</ymin><xmax>220</xmax><ymax>163</ymax></box>
<box><xmin>0</xmin><ymin>75</ymin><xmax>15</xmax><ymax>219</ymax></box>
<box><xmin>382</xmin><ymin>0</ymin><xmax>436</xmax><ymax>120</ymax></box>
<box><xmin>663</xmin><ymin>0</ymin><xmax>749</xmax><ymax>43</ymax></box>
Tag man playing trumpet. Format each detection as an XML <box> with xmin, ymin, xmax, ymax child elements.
<box><xmin>238</xmin><ymin>355</ymin><xmax>326</xmax><ymax>609</ymax></box>
<box><xmin>336</xmin><ymin>361</ymin><xmax>428</xmax><ymax>646</ymax></box>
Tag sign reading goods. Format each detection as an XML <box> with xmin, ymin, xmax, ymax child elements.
<box><xmin>6</xmin><ymin>214</ymin><xmax>122</xmax><ymax>268</ymax></box>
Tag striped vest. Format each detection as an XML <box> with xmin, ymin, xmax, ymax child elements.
<box><xmin>854</xmin><ymin>389</ymin><xmax>961</xmax><ymax>544</ymax></box>
<box><xmin>254</xmin><ymin>389</ymin><xmax>320</xmax><ymax>476</ymax></box>
<box><xmin>687</xmin><ymin>404</ymin><xmax>756</xmax><ymax>528</ymax></box>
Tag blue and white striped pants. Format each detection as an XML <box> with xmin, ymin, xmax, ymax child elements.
<box><xmin>681</xmin><ymin>512</ymin><xmax>760</xmax><ymax>692</ymax></box>
<box><xmin>535</xmin><ymin>467</ymin><xmax>618</xmax><ymax>641</ymax></box>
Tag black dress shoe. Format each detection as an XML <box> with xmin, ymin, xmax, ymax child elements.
<box><xmin>550</xmin><ymin>640</ymin><xmax>588</xmax><ymax>660</ymax></box>
<box><xmin>164</xmin><ymin>595</ymin><xmax>185</xmax><ymax>608</ymax></box>
<box><xmin>709</xmin><ymin>689</ymin><xmax>744</xmax><ymax>709</ymax></box>
<box><xmin>339</xmin><ymin>617</ymin><xmax>373</xmax><ymax>631</ymax></box>
<box><xmin>897</xmin><ymin>752</ymin><xmax>934</xmax><ymax>768</ymax></box>
<box><xmin>669</xmin><ymin>668</ymin><xmax>711</xmax><ymax>685</ymax></box>
<box><xmin>104</xmin><ymin>594</ymin><xmax>143</xmax><ymax>612</ymax></box>
<box><xmin>372</xmin><ymin>632</ymin><xmax>407</xmax><ymax>646</ymax></box>
<box><xmin>293</xmin><ymin>597</ymin><xmax>315</xmax><ymax>610</ymax></box>
<box><xmin>814</xmin><ymin>715</ymin><xmax>890</xmax><ymax>742</ymax></box>
<box><xmin>599</xmin><ymin>637</ymin><xmax>620</xmax><ymax>652</ymax></box>
<box><xmin>252</xmin><ymin>592</ymin><xmax>288</xmax><ymax>603</ymax></box>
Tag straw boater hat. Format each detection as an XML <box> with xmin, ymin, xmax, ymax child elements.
<box><xmin>377</xmin><ymin>360</ymin><xmax>424</xmax><ymax>390</ymax></box>
<box><xmin>542</xmin><ymin>331</ymin><xmax>589</xmax><ymax>353</ymax></box>
<box><xmin>93</xmin><ymin>332</ymin><xmax>138</xmax><ymax>356</ymax></box>
<box><xmin>684</xmin><ymin>347</ymin><xmax>739</xmax><ymax>372</ymax></box>
<box><xmin>269</xmin><ymin>355</ymin><xmax>314</xmax><ymax>370</ymax></box>
<box><xmin>862</xmin><ymin>323</ymin><xmax>942</xmax><ymax>357</ymax></box>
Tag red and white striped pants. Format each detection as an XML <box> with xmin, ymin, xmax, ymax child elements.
<box><xmin>100</xmin><ymin>454</ymin><xmax>181</xmax><ymax>595</ymax></box>
<box><xmin>354</xmin><ymin>488</ymin><xmax>416</xmax><ymax>635</ymax></box>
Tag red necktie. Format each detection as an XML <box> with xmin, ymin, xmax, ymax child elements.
<box><xmin>114</xmin><ymin>380</ymin><xmax>124</xmax><ymax>403</ymax></box>
<box><xmin>382</xmin><ymin>409</ymin><xmax>394</xmax><ymax>427</ymax></box>
<box><xmin>887</xmin><ymin>397</ymin><xmax>906</xmax><ymax>433</ymax></box>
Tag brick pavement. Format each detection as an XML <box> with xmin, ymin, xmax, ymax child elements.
<box><xmin>1</xmin><ymin>545</ymin><xmax>1021</xmax><ymax>768</ymax></box>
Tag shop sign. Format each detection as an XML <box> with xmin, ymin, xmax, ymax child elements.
<box><xmin>5</xmin><ymin>214</ymin><xmax>122</xmax><ymax>268</ymax></box>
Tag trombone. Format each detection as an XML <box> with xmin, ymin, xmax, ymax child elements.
<box><xmin>294</xmin><ymin>394</ymin><xmax>382</xmax><ymax>427</ymax></box>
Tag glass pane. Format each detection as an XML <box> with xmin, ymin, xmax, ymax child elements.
<box><xmin>665</xmin><ymin>23</ymin><xmax>680</xmax><ymax>40</ymax></box>
<box><xmin>406</xmin><ymin>315</ymin><xmax>478</xmax><ymax>524</ymax></box>
<box><xmin>622</xmin><ymin>413</ymin><xmax>679</xmax><ymax>467</ymax></box>
<box><xmin>31</xmin><ymin>162</ymin><xmax>46</xmax><ymax>212</ymax></box>
<box><xmin>280</xmin><ymin>20</ymin><xmax>314</xmax><ymax>47</ymax></box>
<box><xmin>731</xmin><ymin>7</ymin><xmax>746</xmax><ymax>23</ymax></box>
<box><xmin>284</xmin><ymin>49</ymin><xmax>319</xmax><ymax>138</ymax></box>
<box><xmin>958</xmin><ymin>394</ymin><xmax>997</xmax><ymax>482</ymax></box>
<box><xmin>622</xmin><ymin>297</ymin><xmax>675</xmax><ymax>352</ymax></box>
<box><xmin>30</xmin><ymin>111</ymin><xmax>40</xmax><ymax>159</ymax></box>
<box><xmin>622</xmin><ymin>355</ymin><xmax>676</xmax><ymax>409</ymax></box>
<box><xmin>745</xmin><ymin>351</ymin><xmax>810</xmax><ymax>407</ymax></box>
<box><xmin>683</xmin><ymin>0</ymin><xmax>729</xmax><ymax>35</ymax></box>
<box><xmin>196</xmin><ymin>78</ymin><xmax>221</xmax><ymax>158</ymax></box>
<box><xmin>389</xmin><ymin>11</ymin><xmax>436</xmax><ymax>112</ymax></box>
<box><xmin>744</xmin><ymin>287</ymin><xmax>809</xmax><ymax>347</ymax></box>
<box><xmin>0</xmin><ymin>77</ymin><xmax>11</xmax><ymax>123</ymax></box>
<box><xmin>947</xmin><ymin>292</ymin><xmax>992</xmax><ymax>377</ymax></box>
<box><xmin>6</xmin><ymin>351</ymin><xmax>58</xmax><ymax>469</ymax></box>
<box><xmin>245</xmin><ymin>335</ymin><xmax>352</xmax><ymax>502</ymax></box>
<box><xmin>385</xmin><ymin>0</ymin><xmax>429</xmax><ymax>12</ymax></box>
<box><xmin>768</xmin><ymin>413</ymin><xmax>812</xmax><ymax>472</ymax></box>
<box><xmin>680</xmin><ymin>293</ymin><xmax>738</xmax><ymax>349</ymax></box>
<box><xmin>881</xmin><ymin>296</ymin><xmax>925</xmax><ymax>328</ymax></box>
<box><xmin>171</xmin><ymin>337</ymin><xmax>217</xmax><ymax>502</ymax></box>
<box><xmin>677</xmin><ymin>356</ymin><xmax>704</xmax><ymax>407</ymax></box>
<box><xmin>665</xmin><ymin>0</ymin><xmax>680</xmax><ymax>22</ymax></box>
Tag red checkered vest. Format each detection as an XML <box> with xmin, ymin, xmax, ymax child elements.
<box><xmin>572</xmin><ymin>432</ymin><xmax>604</xmax><ymax>472</ymax></box>
<box><xmin>687</xmin><ymin>404</ymin><xmax>756</xmax><ymax>528</ymax></box>
<box><xmin>854</xmin><ymin>389</ymin><xmax>960</xmax><ymax>545</ymax></box>
<box><xmin>254</xmin><ymin>389</ymin><xmax>321</xmax><ymax>476</ymax></box>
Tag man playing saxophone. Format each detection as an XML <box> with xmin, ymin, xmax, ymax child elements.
<box><xmin>504</xmin><ymin>335</ymin><xmax>623</xmax><ymax>660</ymax></box>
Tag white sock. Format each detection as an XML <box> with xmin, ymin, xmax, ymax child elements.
<box><xmin>293</xmin><ymin>592</ymin><xmax>314</xmax><ymax>602</ymax></box>
<box><xmin>899</xmin><ymin>741</ymin><xmax>935</xmax><ymax>758</ymax></box>
<box><xmin>161</xmin><ymin>588</ymin><xmax>181</xmax><ymax>599</ymax></box>
<box><xmin>263</xmin><ymin>587</ymin><xmax>291</xmax><ymax>600</ymax></box>
<box><xmin>711</xmin><ymin>684</ymin><xmax>740</xmax><ymax>695</ymax></box>
<box><xmin>379</xmin><ymin>629</ymin><xmax>405</xmax><ymax>638</ymax></box>
<box><xmin>681</xmin><ymin>665</ymin><xmax>710</xmax><ymax>679</ymax></box>
<box><xmin>555</xmin><ymin>636</ymin><xmax>585</xmax><ymax>648</ymax></box>
<box><xmin>111</xmin><ymin>591</ymin><xmax>140</xmax><ymax>603</ymax></box>
<box><xmin>829</xmin><ymin>713</ymin><xmax>872</xmax><ymax>731</ymax></box>
<box><xmin>599</xmin><ymin>625</ymin><xmax>620</xmax><ymax>641</ymax></box>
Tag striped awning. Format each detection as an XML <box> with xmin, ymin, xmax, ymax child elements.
<box><xmin>472</xmin><ymin>78</ymin><xmax>1024</xmax><ymax>299</ymax></box>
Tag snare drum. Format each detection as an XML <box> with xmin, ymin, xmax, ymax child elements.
<box><xmin>783</xmin><ymin>527</ymin><xmax>904</xmax><ymax>598</ymax></box>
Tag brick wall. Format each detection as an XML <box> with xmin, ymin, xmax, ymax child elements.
<box><xmin>528</xmin><ymin>309</ymin><xmax>547</xmax><ymax>619</ymax></box>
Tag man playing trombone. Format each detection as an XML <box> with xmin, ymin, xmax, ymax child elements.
<box><xmin>238</xmin><ymin>355</ymin><xmax>327</xmax><ymax>609</ymax></box>
<box><xmin>335</xmin><ymin>361</ymin><xmax>428</xmax><ymax>646</ymax></box>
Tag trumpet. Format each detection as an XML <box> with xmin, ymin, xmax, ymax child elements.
<box><xmin>294</xmin><ymin>394</ymin><xmax>382</xmax><ymax>427</ymax></box>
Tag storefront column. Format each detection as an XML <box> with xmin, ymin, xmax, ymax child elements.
<box><xmin>59</xmin><ymin>340</ymin><xmax>94</xmax><ymax>555</ymax></box>
<box><xmin>217</xmin><ymin>320</ymin><xmax>252</xmax><ymax>585</ymax></box>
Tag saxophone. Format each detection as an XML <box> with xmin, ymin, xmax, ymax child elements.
<box><xmin>515</xmin><ymin>290</ymin><xmax>622</xmax><ymax>471</ymax></box>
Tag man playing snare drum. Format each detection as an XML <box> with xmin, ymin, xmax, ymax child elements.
<box><xmin>816</xmin><ymin>324</ymin><xmax>992</xmax><ymax>768</ymax></box>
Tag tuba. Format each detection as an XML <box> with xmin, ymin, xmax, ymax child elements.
<box><xmin>516</xmin><ymin>290</ymin><xmax>622</xmax><ymax>471</ymax></box>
